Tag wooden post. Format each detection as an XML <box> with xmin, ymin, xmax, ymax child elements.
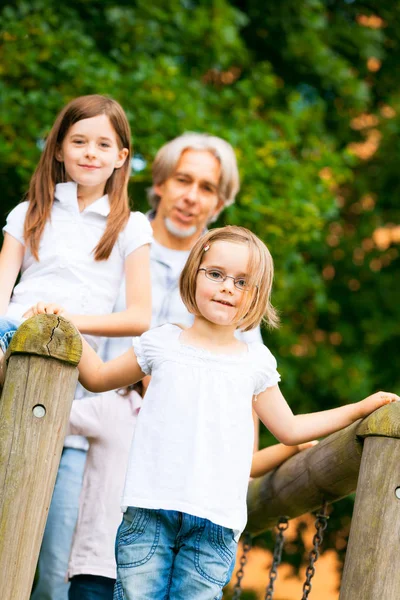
<box><xmin>0</xmin><ymin>315</ymin><xmax>82</xmax><ymax>600</ymax></box>
<box><xmin>339</xmin><ymin>405</ymin><xmax>400</xmax><ymax>599</ymax></box>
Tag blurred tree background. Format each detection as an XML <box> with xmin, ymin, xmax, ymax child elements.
<box><xmin>1</xmin><ymin>0</ymin><xmax>399</xmax><ymax>590</ymax></box>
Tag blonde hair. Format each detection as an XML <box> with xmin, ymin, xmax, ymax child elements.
<box><xmin>148</xmin><ymin>132</ymin><xmax>239</xmax><ymax>212</ymax></box>
<box><xmin>24</xmin><ymin>94</ymin><xmax>131</xmax><ymax>261</ymax></box>
<box><xmin>180</xmin><ymin>226</ymin><xmax>279</xmax><ymax>332</ymax></box>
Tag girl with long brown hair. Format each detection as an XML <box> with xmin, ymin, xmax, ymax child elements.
<box><xmin>0</xmin><ymin>94</ymin><xmax>152</xmax><ymax>599</ymax></box>
<box><xmin>0</xmin><ymin>94</ymin><xmax>151</xmax><ymax>353</ymax></box>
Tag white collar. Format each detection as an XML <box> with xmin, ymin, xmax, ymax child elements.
<box><xmin>54</xmin><ymin>182</ymin><xmax>110</xmax><ymax>217</ymax></box>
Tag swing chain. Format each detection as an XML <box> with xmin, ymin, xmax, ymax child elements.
<box><xmin>232</xmin><ymin>533</ymin><xmax>252</xmax><ymax>600</ymax></box>
<box><xmin>301</xmin><ymin>502</ymin><xmax>329</xmax><ymax>600</ymax></box>
<box><xmin>264</xmin><ymin>516</ymin><xmax>289</xmax><ymax>600</ymax></box>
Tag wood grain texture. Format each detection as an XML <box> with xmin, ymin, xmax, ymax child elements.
<box><xmin>0</xmin><ymin>315</ymin><xmax>82</xmax><ymax>600</ymax></box>
<box><xmin>246</xmin><ymin>404</ymin><xmax>400</xmax><ymax>536</ymax></box>
<box><xmin>356</xmin><ymin>402</ymin><xmax>400</xmax><ymax>439</ymax></box>
<box><xmin>7</xmin><ymin>314</ymin><xmax>82</xmax><ymax>365</ymax></box>
<box><xmin>339</xmin><ymin>436</ymin><xmax>400</xmax><ymax>599</ymax></box>
<box><xmin>246</xmin><ymin>419</ymin><xmax>364</xmax><ymax>534</ymax></box>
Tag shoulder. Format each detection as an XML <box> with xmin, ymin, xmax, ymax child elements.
<box><xmin>236</xmin><ymin>325</ymin><xmax>263</xmax><ymax>344</ymax></box>
<box><xmin>3</xmin><ymin>201</ymin><xmax>30</xmax><ymax>243</ymax></box>
<box><xmin>120</xmin><ymin>211</ymin><xmax>153</xmax><ymax>256</ymax></box>
<box><xmin>249</xmin><ymin>342</ymin><xmax>281</xmax><ymax>393</ymax></box>
<box><xmin>141</xmin><ymin>323</ymin><xmax>180</xmax><ymax>344</ymax></box>
<box><xmin>133</xmin><ymin>324</ymin><xmax>179</xmax><ymax>375</ymax></box>
<box><xmin>6</xmin><ymin>201</ymin><xmax>30</xmax><ymax>223</ymax></box>
<box><xmin>124</xmin><ymin>211</ymin><xmax>152</xmax><ymax>235</ymax></box>
<box><xmin>248</xmin><ymin>342</ymin><xmax>279</xmax><ymax>373</ymax></box>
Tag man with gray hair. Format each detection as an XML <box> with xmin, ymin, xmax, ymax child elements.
<box><xmin>146</xmin><ymin>132</ymin><xmax>259</xmax><ymax>333</ymax></box>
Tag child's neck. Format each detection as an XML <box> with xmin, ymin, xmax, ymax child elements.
<box><xmin>76</xmin><ymin>183</ymin><xmax>106</xmax><ymax>212</ymax></box>
<box><xmin>180</xmin><ymin>317</ymin><xmax>246</xmax><ymax>354</ymax></box>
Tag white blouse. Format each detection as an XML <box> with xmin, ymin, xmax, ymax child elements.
<box><xmin>122</xmin><ymin>324</ymin><xmax>281</xmax><ymax>535</ymax></box>
<box><xmin>3</xmin><ymin>182</ymin><xmax>152</xmax><ymax>349</ymax></box>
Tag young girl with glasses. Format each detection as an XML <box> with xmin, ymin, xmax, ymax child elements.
<box><xmin>74</xmin><ymin>225</ymin><xmax>397</xmax><ymax>599</ymax></box>
<box><xmin>0</xmin><ymin>94</ymin><xmax>152</xmax><ymax>599</ymax></box>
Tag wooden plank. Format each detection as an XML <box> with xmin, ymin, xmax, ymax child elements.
<box><xmin>339</xmin><ymin>436</ymin><xmax>400</xmax><ymax>599</ymax></box>
<box><xmin>246</xmin><ymin>403</ymin><xmax>400</xmax><ymax>535</ymax></box>
<box><xmin>246</xmin><ymin>419</ymin><xmax>363</xmax><ymax>534</ymax></box>
<box><xmin>0</xmin><ymin>315</ymin><xmax>81</xmax><ymax>600</ymax></box>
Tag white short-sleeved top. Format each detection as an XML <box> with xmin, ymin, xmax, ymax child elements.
<box><xmin>122</xmin><ymin>324</ymin><xmax>280</xmax><ymax>534</ymax></box>
<box><xmin>3</xmin><ymin>182</ymin><xmax>152</xmax><ymax>348</ymax></box>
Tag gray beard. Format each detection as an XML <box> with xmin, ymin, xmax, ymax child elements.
<box><xmin>164</xmin><ymin>217</ymin><xmax>198</xmax><ymax>239</ymax></box>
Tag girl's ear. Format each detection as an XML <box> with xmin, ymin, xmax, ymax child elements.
<box><xmin>115</xmin><ymin>148</ymin><xmax>129</xmax><ymax>169</ymax></box>
<box><xmin>55</xmin><ymin>146</ymin><xmax>63</xmax><ymax>162</ymax></box>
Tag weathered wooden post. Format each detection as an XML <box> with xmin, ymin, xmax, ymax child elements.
<box><xmin>339</xmin><ymin>405</ymin><xmax>400</xmax><ymax>599</ymax></box>
<box><xmin>245</xmin><ymin>403</ymin><xmax>400</xmax><ymax>599</ymax></box>
<box><xmin>0</xmin><ymin>315</ymin><xmax>82</xmax><ymax>600</ymax></box>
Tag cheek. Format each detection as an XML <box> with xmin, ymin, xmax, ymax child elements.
<box><xmin>202</xmin><ymin>196</ymin><xmax>220</xmax><ymax>217</ymax></box>
<box><xmin>195</xmin><ymin>281</ymin><xmax>212</xmax><ymax>305</ymax></box>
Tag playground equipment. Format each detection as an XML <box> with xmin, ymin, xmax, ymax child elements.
<box><xmin>233</xmin><ymin>396</ymin><xmax>400</xmax><ymax>599</ymax></box>
<box><xmin>0</xmin><ymin>315</ymin><xmax>81</xmax><ymax>600</ymax></box>
<box><xmin>0</xmin><ymin>315</ymin><xmax>399</xmax><ymax>599</ymax></box>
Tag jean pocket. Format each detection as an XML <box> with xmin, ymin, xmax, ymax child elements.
<box><xmin>195</xmin><ymin>521</ymin><xmax>237</xmax><ymax>586</ymax></box>
<box><xmin>116</xmin><ymin>507</ymin><xmax>161</xmax><ymax>568</ymax></box>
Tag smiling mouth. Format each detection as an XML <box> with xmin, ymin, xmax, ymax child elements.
<box><xmin>79</xmin><ymin>165</ymin><xmax>100</xmax><ymax>170</ymax></box>
<box><xmin>213</xmin><ymin>299</ymin><xmax>234</xmax><ymax>307</ymax></box>
<box><xmin>175</xmin><ymin>207</ymin><xmax>194</xmax><ymax>221</ymax></box>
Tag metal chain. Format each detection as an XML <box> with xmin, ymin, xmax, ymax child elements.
<box><xmin>232</xmin><ymin>533</ymin><xmax>252</xmax><ymax>600</ymax></box>
<box><xmin>301</xmin><ymin>502</ymin><xmax>329</xmax><ymax>600</ymax></box>
<box><xmin>264</xmin><ymin>516</ymin><xmax>289</xmax><ymax>600</ymax></box>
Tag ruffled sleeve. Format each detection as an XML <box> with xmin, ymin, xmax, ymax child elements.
<box><xmin>253</xmin><ymin>344</ymin><xmax>281</xmax><ymax>396</ymax></box>
<box><xmin>121</xmin><ymin>212</ymin><xmax>153</xmax><ymax>258</ymax></box>
<box><xmin>3</xmin><ymin>201</ymin><xmax>29</xmax><ymax>245</ymax></box>
<box><xmin>132</xmin><ymin>324</ymin><xmax>176</xmax><ymax>376</ymax></box>
<box><xmin>132</xmin><ymin>335</ymin><xmax>152</xmax><ymax>375</ymax></box>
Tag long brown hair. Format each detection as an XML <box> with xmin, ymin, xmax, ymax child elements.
<box><xmin>24</xmin><ymin>95</ymin><xmax>132</xmax><ymax>260</ymax></box>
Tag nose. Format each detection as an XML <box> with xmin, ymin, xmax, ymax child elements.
<box><xmin>85</xmin><ymin>141</ymin><xmax>97</xmax><ymax>159</ymax></box>
<box><xmin>185</xmin><ymin>182</ymin><xmax>200</xmax><ymax>203</ymax></box>
<box><xmin>220</xmin><ymin>276</ymin><xmax>235</xmax><ymax>294</ymax></box>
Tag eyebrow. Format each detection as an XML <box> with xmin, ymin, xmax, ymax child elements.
<box><xmin>204</xmin><ymin>265</ymin><xmax>248</xmax><ymax>276</ymax></box>
<box><xmin>175</xmin><ymin>171</ymin><xmax>218</xmax><ymax>191</ymax></box>
<box><xmin>70</xmin><ymin>134</ymin><xmax>113</xmax><ymax>142</ymax></box>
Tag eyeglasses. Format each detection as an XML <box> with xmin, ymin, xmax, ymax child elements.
<box><xmin>198</xmin><ymin>268</ymin><xmax>252</xmax><ymax>291</ymax></box>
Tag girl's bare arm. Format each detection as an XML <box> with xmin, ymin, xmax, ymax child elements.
<box><xmin>254</xmin><ymin>384</ymin><xmax>399</xmax><ymax>446</ymax></box>
<box><xmin>78</xmin><ymin>335</ymin><xmax>146</xmax><ymax>393</ymax></box>
<box><xmin>24</xmin><ymin>244</ymin><xmax>152</xmax><ymax>336</ymax></box>
<box><xmin>250</xmin><ymin>441</ymin><xmax>317</xmax><ymax>478</ymax></box>
<box><xmin>0</xmin><ymin>233</ymin><xmax>24</xmax><ymax>314</ymax></box>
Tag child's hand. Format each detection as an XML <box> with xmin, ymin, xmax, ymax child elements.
<box><xmin>297</xmin><ymin>440</ymin><xmax>318</xmax><ymax>452</ymax></box>
<box><xmin>23</xmin><ymin>302</ymin><xmax>67</xmax><ymax>319</ymax></box>
<box><xmin>358</xmin><ymin>391</ymin><xmax>399</xmax><ymax>418</ymax></box>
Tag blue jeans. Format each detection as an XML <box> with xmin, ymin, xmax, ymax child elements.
<box><xmin>0</xmin><ymin>317</ymin><xmax>19</xmax><ymax>353</ymax></box>
<box><xmin>114</xmin><ymin>508</ymin><xmax>237</xmax><ymax>600</ymax></box>
<box><xmin>69</xmin><ymin>575</ymin><xmax>115</xmax><ymax>600</ymax></box>
<box><xmin>31</xmin><ymin>448</ymin><xmax>87</xmax><ymax>600</ymax></box>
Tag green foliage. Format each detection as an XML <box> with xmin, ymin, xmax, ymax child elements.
<box><xmin>1</xmin><ymin>0</ymin><xmax>399</xmax><ymax>577</ymax></box>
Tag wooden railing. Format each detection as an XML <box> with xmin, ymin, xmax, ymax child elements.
<box><xmin>0</xmin><ymin>315</ymin><xmax>81</xmax><ymax>600</ymax></box>
<box><xmin>246</xmin><ymin>401</ymin><xmax>400</xmax><ymax>599</ymax></box>
<box><xmin>1</xmin><ymin>315</ymin><xmax>399</xmax><ymax>599</ymax></box>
